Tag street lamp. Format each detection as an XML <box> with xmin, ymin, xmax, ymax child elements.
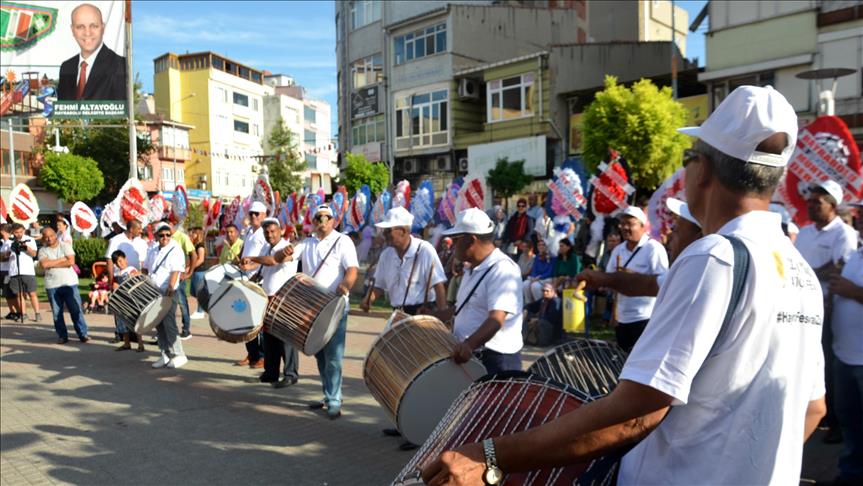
<box><xmin>795</xmin><ymin>68</ymin><xmax>856</xmax><ymax>116</ymax></box>
<box><xmin>169</xmin><ymin>93</ymin><xmax>195</xmax><ymax>190</ymax></box>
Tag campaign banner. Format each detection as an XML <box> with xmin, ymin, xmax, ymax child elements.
<box><xmin>1</xmin><ymin>1</ymin><xmax>127</xmax><ymax>119</ymax></box>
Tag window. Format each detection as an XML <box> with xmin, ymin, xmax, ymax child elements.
<box><xmin>162</xmin><ymin>167</ymin><xmax>174</xmax><ymax>182</ymax></box>
<box><xmin>487</xmin><ymin>73</ymin><xmax>535</xmax><ymax>122</ymax></box>
<box><xmin>305</xmin><ymin>129</ymin><xmax>316</xmax><ymax>147</ymax></box>
<box><xmin>395</xmin><ymin>89</ymin><xmax>448</xmax><ymax>149</ymax></box>
<box><xmin>216</xmin><ymin>87</ymin><xmax>228</xmax><ymax>103</ymax></box>
<box><xmin>351</xmin><ymin>53</ymin><xmax>383</xmax><ymax>89</ymax></box>
<box><xmin>175</xmin><ymin>168</ymin><xmax>185</xmax><ymax>183</ymax></box>
<box><xmin>304</xmin><ymin>106</ymin><xmax>317</xmax><ymax>124</ymax></box>
<box><xmin>0</xmin><ymin>150</ymin><xmax>33</xmax><ymax>176</ymax></box>
<box><xmin>286</xmin><ymin>107</ymin><xmax>300</xmax><ymax>124</ymax></box>
<box><xmin>352</xmin><ymin>114</ymin><xmax>385</xmax><ymax>146</ymax></box>
<box><xmin>351</xmin><ymin>0</ymin><xmax>381</xmax><ymax>30</ymax></box>
<box><xmin>212</xmin><ymin>57</ymin><xmax>224</xmax><ymax>70</ymax></box>
<box><xmin>234</xmin><ymin>119</ymin><xmax>250</xmax><ymax>133</ymax></box>
<box><xmin>138</xmin><ymin>164</ymin><xmax>153</xmax><ymax>180</ymax></box>
<box><xmin>394</xmin><ymin>23</ymin><xmax>446</xmax><ymax>65</ymax></box>
<box><xmin>252</xmin><ymin>124</ymin><xmax>260</xmax><ymax>137</ymax></box>
<box><xmin>233</xmin><ymin>92</ymin><xmax>249</xmax><ymax>107</ymax></box>
<box><xmin>252</xmin><ymin>98</ymin><xmax>259</xmax><ymax>111</ymax></box>
<box><xmin>305</xmin><ymin>153</ymin><xmax>318</xmax><ymax>169</ymax></box>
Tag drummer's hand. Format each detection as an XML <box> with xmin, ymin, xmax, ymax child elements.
<box><xmin>165</xmin><ymin>287</ymin><xmax>175</xmax><ymax>297</ymax></box>
<box><xmin>336</xmin><ymin>283</ymin><xmax>350</xmax><ymax>296</ymax></box>
<box><xmin>575</xmin><ymin>269</ymin><xmax>609</xmax><ymax>290</ymax></box>
<box><xmin>421</xmin><ymin>442</ymin><xmax>485</xmax><ymax>485</ymax></box>
<box><xmin>359</xmin><ymin>297</ymin><xmax>371</xmax><ymax>313</ymax></box>
<box><xmin>451</xmin><ymin>342</ymin><xmax>473</xmax><ymax>364</ymax></box>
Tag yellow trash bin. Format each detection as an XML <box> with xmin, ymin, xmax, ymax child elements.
<box><xmin>562</xmin><ymin>288</ymin><xmax>586</xmax><ymax>334</ymax></box>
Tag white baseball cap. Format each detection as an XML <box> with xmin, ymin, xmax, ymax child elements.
<box><xmin>678</xmin><ymin>85</ymin><xmax>798</xmax><ymax>167</ymax></box>
<box><xmin>261</xmin><ymin>217</ymin><xmax>280</xmax><ymax>227</ymax></box>
<box><xmin>375</xmin><ymin>206</ymin><xmax>414</xmax><ymax>229</ymax></box>
<box><xmin>619</xmin><ymin>205</ymin><xmax>647</xmax><ymax>225</ymax></box>
<box><xmin>812</xmin><ymin>179</ymin><xmax>843</xmax><ymax>205</ymax></box>
<box><xmin>666</xmin><ymin>197</ymin><xmax>700</xmax><ymax>227</ymax></box>
<box><xmin>442</xmin><ymin>208</ymin><xmax>495</xmax><ymax>236</ymax></box>
<box><xmin>154</xmin><ymin>222</ymin><xmax>172</xmax><ymax>233</ymax></box>
<box><xmin>249</xmin><ymin>201</ymin><xmax>268</xmax><ymax>214</ymax></box>
<box><xmin>315</xmin><ymin>205</ymin><xmax>333</xmax><ymax>217</ymax></box>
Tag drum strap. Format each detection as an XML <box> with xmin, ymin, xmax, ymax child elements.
<box><xmin>399</xmin><ymin>244</ymin><xmax>421</xmax><ymax>309</ymax></box>
<box><xmin>152</xmin><ymin>247</ymin><xmax>175</xmax><ymax>274</ymax></box>
<box><xmin>453</xmin><ymin>263</ymin><xmax>497</xmax><ymax>317</ymax></box>
<box><xmin>311</xmin><ymin>238</ymin><xmax>339</xmax><ymax>278</ymax></box>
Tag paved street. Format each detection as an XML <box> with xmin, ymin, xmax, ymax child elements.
<box><xmin>1</xmin><ymin>308</ymin><xmax>842</xmax><ymax>485</ymax></box>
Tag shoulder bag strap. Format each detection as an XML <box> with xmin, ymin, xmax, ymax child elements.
<box><xmin>453</xmin><ymin>263</ymin><xmax>497</xmax><ymax>317</ymax></box>
<box><xmin>621</xmin><ymin>245</ymin><xmax>643</xmax><ymax>270</ymax></box>
<box><xmin>152</xmin><ymin>246</ymin><xmax>175</xmax><ymax>274</ymax></box>
<box><xmin>710</xmin><ymin>235</ymin><xmax>751</xmax><ymax>356</ymax></box>
<box><xmin>311</xmin><ymin>237</ymin><xmax>339</xmax><ymax>278</ymax></box>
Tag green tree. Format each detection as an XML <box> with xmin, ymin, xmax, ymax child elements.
<box><xmin>581</xmin><ymin>76</ymin><xmax>691</xmax><ymax>189</ymax></box>
<box><xmin>487</xmin><ymin>157</ymin><xmax>533</xmax><ymax>211</ymax></box>
<box><xmin>39</xmin><ymin>152</ymin><xmax>104</xmax><ymax>202</ymax></box>
<box><xmin>342</xmin><ymin>152</ymin><xmax>389</xmax><ymax>195</ymax></box>
<box><xmin>265</xmin><ymin>117</ymin><xmax>306</xmax><ymax>194</ymax></box>
<box><xmin>185</xmin><ymin>202</ymin><xmax>205</xmax><ymax>228</ymax></box>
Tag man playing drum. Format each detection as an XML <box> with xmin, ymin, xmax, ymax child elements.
<box><xmin>285</xmin><ymin>205</ymin><xmax>358</xmax><ymax>419</ymax></box>
<box><xmin>421</xmin><ymin>86</ymin><xmax>826</xmax><ymax>486</ymax></box>
<box><xmin>361</xmin><ymin>206</ymin><xmax>448</xmax><ymax>315</ymax></box>
<box><xmin>143</xmin><ymin>222</ymin><xmax>188</xmax><ymax>369</ymax></box>
<box><xmin>442</xmin><ymin>208</ymin><xmax>524</xmax><ymax>375</ymax></box>
<box><xmin>236</xmin><ymin>200</ymin><xmax>269</xmax><ymax>369</ymax></box>
<box><xmin>241</xmin><ymin>217</ymin><xmax>300</xmax><ymax>389</ymax></box>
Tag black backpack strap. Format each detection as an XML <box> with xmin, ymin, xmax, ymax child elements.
<box><xmin>710</xmin><ymin>235</ymin><xmax>751</xmax><ymax>356</ymax></box>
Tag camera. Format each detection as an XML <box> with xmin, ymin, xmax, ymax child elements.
<box><xmin>10</xmin><ymin>240</ymin><xmax>22</xmax><ymax>254</ymax></box>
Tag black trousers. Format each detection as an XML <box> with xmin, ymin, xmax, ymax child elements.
<box><xmin>615</xmin><ymin>319</ymin><xmax>649</xmax><ymax>353</ymax></box>
<box><xmin>261</xmin><ymin>331</ymin><xmax>299</xmax><ymax>382</ymax></box>
<box><xmin>245</xmin><ymin>333</ymin><xmax>263</xmax><ymax>362</ymax></box>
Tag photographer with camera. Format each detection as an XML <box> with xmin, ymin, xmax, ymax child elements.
<box><xmin>1</xmin><ymin>224</ymin><xmax>24</xmax><ymax>320</ymax></box>
<box><xmin>5</xmin><ymin>223</ymin><xmax>41</xmax><ymax>322</ymax></box>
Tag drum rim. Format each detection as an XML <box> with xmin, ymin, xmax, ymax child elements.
<box><xmin>362</xmin><ymin>314</ymin><xmax>449</xmax><ymax>379</ymax></box>
<box><xmin>207</xmin><ymin>280</ymin><xmax>266</xmax><ymax>343</ymax></box>
<box><xmin>303</xmin><ymin>294</ymin><xmax>346</xmax><ymax>355</ymax></box>
<box><xmin>133</xmin><ymin>294</ymin><xmax>171</xmax><ymax>335</ymax></box>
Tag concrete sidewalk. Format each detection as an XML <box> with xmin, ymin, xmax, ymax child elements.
<box><xmin>1</xmin><ymin>310</ymin><xmax>841</xmax><ymax>485</ymax></box>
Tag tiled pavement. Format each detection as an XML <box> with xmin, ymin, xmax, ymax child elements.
<box><xmin>1</xmin><ymin>308</ymin><xmax>841</xmax><ymax>485</ymax></box>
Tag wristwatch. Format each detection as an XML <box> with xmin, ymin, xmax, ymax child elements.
<box><xmin>482</xmin><ymin>438</ymin><xmax>503</xmax><ymax>485</ymax></box>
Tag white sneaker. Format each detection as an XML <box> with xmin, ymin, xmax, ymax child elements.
<box><xmin>152</xmin><ymin>353</ymin><xmax>171</xmax><ymax>368</ymax></box>
<box><xmin>190</xmin><ymin>311</ymin><xmax>206</xmax><ymax>320</ymax></box>
<box><xmin>167</xmin><ymin>355</ymin><xmax>188</xmax><ymax>369</ymax></box>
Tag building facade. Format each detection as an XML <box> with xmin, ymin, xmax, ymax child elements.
<box><xmin>699</xmin><ymin>1</ymin><xmax>863</xmax><ymax>143</ymax></box>
<box><xmin>153</xmin><ymin>51</ymin><xmax>269</xmax><ymax>199</ymax></box>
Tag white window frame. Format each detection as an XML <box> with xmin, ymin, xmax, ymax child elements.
<box><xmin>162</xmin><ymin>167</ymin><xmax>174</xmax><ymax>182</ymax></box>
<box><xmin>350</xmin><ymin>53</ymin><xmax>383</xmax><ymax>89</ymax></box>
<box><xmin>351</xmin><ymin>0</ymin><xmax>381</xmax><ymax>30</ymax></box>
<box><xmin>395</xmin><ymin>88</ymin><xmax>448</xmax><ymax>149</ymax></box>
<box><xmin>175</xmin><ymin>167</ymin><xmax>185</xmax><ymax>183</ymax></box>
<box><xmin>394</xmin><ymin>22</ymin><xmax>446</xmax><ymax>66</ymax></box>
<box><xmin>486</xmin><ymin>73</ymin><xmax>535</xmax><ymax>123</ymax></box>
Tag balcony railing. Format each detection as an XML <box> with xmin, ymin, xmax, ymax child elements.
<box><xmin>158</xmin><ymin>146</ymin><xmax>192</xmax><ymax>161</ymax></box>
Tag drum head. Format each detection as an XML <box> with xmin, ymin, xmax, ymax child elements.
<box><xmin>396</xmin><ymin>358</ymin><xmax>486</xmax><ymax>445</ymax></box>
<box><xmin>133</xmin><ymin>295</ymin><xmax>171</xmax><ymax>335</ymax></box>
<box><xmin>209</xmin><ymin>281</ymin><xmax>267</xmax><ymax>335</ymax></box>
<box><xmin>303</xmin><ymin>295</ymin><xmax>346</xmax><ymax>355</ymax></box>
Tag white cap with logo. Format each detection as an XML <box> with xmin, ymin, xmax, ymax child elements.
<box><xmin>678</xmin><ymin>85</ymin><xmax>798</xmax><ymax>167</ymax></box>
<box><xmin>375</xmin><ymin>206</ymin><xmax>414</xmax><ymax>228</ymax></box>
<box><xmin>813</xmin><ymin>179</ymin><xmax>844</xmax><ymax>205</ymax></box>
<box><xmin>249</xmin><ymin>201</ymin><xmax>268</xmax><ymax>214</ymax></box>
<box><xmin>443</xmin><ymin>208</ymin><xmax>495</xmax><ymax>236</ymax></box>
<box><xmin>619</xmin><ymin>205</ymin><xmax>647</xmax><ymax>225</ymax></box>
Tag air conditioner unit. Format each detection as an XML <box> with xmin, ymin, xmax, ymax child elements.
<box><xmin>403</xmin><ymin>158</ymin><xmax>419</xmax><ymax>174</ymax></box>
<box><xmin>458</xmin><ymin>78</ymin><xmax>480</xmax><ymax>101</ymax></box>
<box><xmin>435</xmin><ymin>156</ymin><xmax>453</xmax><ymax>171</ymax></box>
<box><xmin>198</xmin><ymin>174</ymin><xmax>208</xmax><ymax>183</ymax></box>
<box><xmin>458</xmin><ymin>157</ymin><xmax>469</xmax><ymax>172</ymax></box>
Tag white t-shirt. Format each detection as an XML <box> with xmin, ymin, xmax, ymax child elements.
<box><xmin>605</xmin><ymin>233</ymin><xmax>668</xmax><ymax>323</ymax></box>
<box><xmin>618</xmin><ymin>211</ymin><xmax>825</xmax><ymax>485</ymax></box>
<box><xmin>106</xmin><ymin>233</ymin><xmax>149</xmax><ymax>272</ymax></box>
<box><xmin>0</xmin><ymin>239</ymin><xmax>11</xmax><ymax>272</ymax></box>
<box><xmin>144</xmin><ymin>240</ymin><xmax>186</xmax><ymax>292</ymax></box>
<box><xmin>373</xmin><ymin>237</ymin><xmax>447</xmax><ymax>307</ymax></box>
<box><xmin>795</xmin><ymin>216</ymin><xmax>857</xmax><ymax>269</ymax></box>
<box><xmin>294</xmin><ymin>231</ymin><xmax>359</xmax><ymax>293</ymax></box>
<box><xmin>8</xmin><ymin>237</ymin><xmax>37</xmax><ymax>276</ymax></box>
<box><xmin>241</xmin><ymin>226</ymin><xmax>266</xmax><ymax>259</ymax></box>
<box><xmin>453</xmin><ymin>248</ymin><xmax>523</xmax><ymax>354</ymax></box>
<box><xmin>38</xmin><ymin>243</ymin><xmax>78</xmax><ymax>289</ymax></box>
<box><xmin>832</xmin><ymin>247</ymin><xmax>863</xmax><ymax>365</ymax></box>
<box><xmin>259</xmin><ymin>238</ymin><xmax>298</xmax><ymax>296</ymax></box>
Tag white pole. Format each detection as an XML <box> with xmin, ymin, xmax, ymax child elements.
<box><xmin>8</xmin><ymin>118</ymin><xmax>15</xmax><ymax>188</ymax></box>
<box><xmin>126</xmin><ymin>0</ymin><xmax>137</xmax><ymax>179</ymax></box>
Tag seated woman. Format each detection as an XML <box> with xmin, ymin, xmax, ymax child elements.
<box><xmin>553</xmin><ymin>239</ymin><xmax>581</xmax><ymax>291</ymax></box>
<box><xmin>523</xmin><ymin>283</ymin><xmax>563</xmax><ymax>346</ymax></box>
<box><xmin>523</xmin><ymin>240</ymin><xmax>556</xmax><ymax>304</ymax></box>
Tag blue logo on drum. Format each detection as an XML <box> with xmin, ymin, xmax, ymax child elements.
<box><xmin>231</xmin><ymin>299</ymin><xmax>247</xmax><ymax>313</ymax></box>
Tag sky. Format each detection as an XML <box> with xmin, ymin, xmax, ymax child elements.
<box><xmin>132</xmin><ymin>0</ymin><xmax>708</xmax><ymax>136</ymax></box>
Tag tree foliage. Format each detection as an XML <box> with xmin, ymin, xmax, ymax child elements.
<box><xmin>73</xmin><ymin>237</ymin><xmax>107</xmax><ymax>277</ymax></box>
<box><xmin>39</xmin><ymin>152</ymin><xmax>104</xmax><ymax>202</ymax></box>
<box><xmin>265</xmin><ymin>117</ymin><xmax>306</xmax><ymax>194</ymax></box>
<box><xmin>342</xmin><ymin>152</ymin><xmax>389</xmax><ymax>195</ymax></box>
<box><xmin>581</xmin><ymin>76</ymin><xmax>691</xmax><ymax>189</ymax></box>
<box><xmin>185</xmin><ymin>202</ymin><xmax>205</xmax><ymax>229</ymax></box>
<box><xmin>59</xmin><ymin>122</ymin><xmax>154</xmax><ymax>204</ymax></box>
<box><xmin>487</xmin><ymin>157</ymin><xmax>533</xmax><ymax>202</ymax></box>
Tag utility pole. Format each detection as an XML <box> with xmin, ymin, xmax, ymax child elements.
<box><xmin>8</xmin><ymin>118</ymin><xmax>16</xmax><ymax>188</ymax></box>
<box><xmin>125</xmin><ymin>0</ymin><xmax>137</xmax><ymax>179</ymax></box>
<box><xmin>671</xmin><ymin>0</ymin><xmax>678</xmax><ymax>99</ymax></box>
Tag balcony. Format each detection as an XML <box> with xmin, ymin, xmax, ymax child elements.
<box><xmin>158</xmin><ymin>146</ymin><xmax>192</xmax><ymax>161</ymax></box>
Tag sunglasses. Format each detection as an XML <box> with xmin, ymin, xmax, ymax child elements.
<box><xmin>517</xmin><ymin>204</ymin><xmax>526</xmax><ymax>208</ymax></box>
<box><xmin>683</xmin><ymin>149</ymin><xmax>701</xmax><ymax>167</ymax></box>
<box><xmin>314</xmin><ymin>215</ymin><xmax>331</xmax><ymax>222</ymax></box>
<box><xmin>249</xmin><ymin>211</ymin><xmax>262</xmax><ymax>217</ymax></box>
<box><xmin>157</xmin><ymin>233</ymin><xmax>171</xmax><ymax>238</ymax></box>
